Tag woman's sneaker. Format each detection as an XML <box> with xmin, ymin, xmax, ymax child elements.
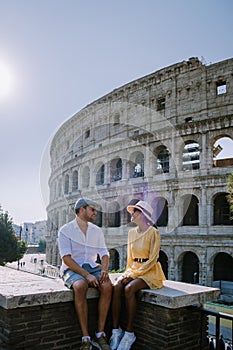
<box><xmin>109</xmin><ymin>328</ymin><xmax>124</xmax><ymax>350</ymax></box>
<box><xmin>117</xmin><ymin>332</ymin><xmax>136</xmax><ymax>350</ymax></box>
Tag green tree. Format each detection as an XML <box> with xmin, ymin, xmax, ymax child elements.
<box><xmin>0</xmin><ymin>209</ymin><xmax>27</xmax><ymax>266</ymax></box>
<box><xmin>227</xmin><ymin>172</ymin><xmax>233</xmax><ymax>218</ymax></box>
<box><xmin>38</xmin><ymin>238</ymin><xmax>46</xmax><ymax>253</ymax></box>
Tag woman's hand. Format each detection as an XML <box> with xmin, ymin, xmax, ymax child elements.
<box><xmin>121</xmin><ymin>277</ymin><xmax>134</xmax><ymax>286</ymax></box>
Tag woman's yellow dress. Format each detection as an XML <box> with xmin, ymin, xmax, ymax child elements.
<box><xmin>122</xmin><ymin>226</ymin><xmax>166</xmax><ymax>289</ymax></box>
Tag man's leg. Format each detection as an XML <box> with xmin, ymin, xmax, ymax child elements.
<box><xmin>72</xmin><ymin>279</ymin><xmax>89</xmax><ymax>336</ymax></box>
<box><xmin>97</xmin><ymin>279</ymin><xmax>112</xmax><ymax>332</ymax></box>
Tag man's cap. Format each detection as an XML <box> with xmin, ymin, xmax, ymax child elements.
<box><xmin>74</xmin><ymin>198</ymin><xmax>97</xmax><ymax>210</ymax></box>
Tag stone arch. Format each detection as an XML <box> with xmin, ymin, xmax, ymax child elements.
<box><xmin>110</xmin><ymin>158</ymin><xmax>122</xmax><ymax>182</ymax></box>
<box><xmin>151</xmin><ymin>196</ymin><xmax>168</xmax><ymax>226</ymax></box>
<box><xmin>109</xmin><ymin>249</ymin><xmax>120</xmax><ymax>271</ymax></box>
<box><xmin>154</xmin><ymin>145</ymin><xmax>170</xmax><ymax>174</ymax></box>
<box><xmin>107</xmin><ymin>202</ymin><xmax>121</xmax><ymax>227</ymax></box>
<box><xmin>212</xmin><ymin>134</ymin><xmax>233</xmax><ymax>168</ymax></box>
<box><xmin>182</xmin><ymin>140</ymin><xmax>200</xmax><ymax>171</ymax></box>
<box><xmin>96</xmin><ymin>162</ymin><xmax>105</xmax><ymax>185</ymax></box>
<box><xmin>182</xmin><ymin>194</ymin><xmax>199</xmax><ymax>226</ymax></box>
<box><xmin>61</xmin><ymin>209</ymin><xmax>67</xmax><ymax>226</ymax></box>
<box><xmin>58</xmin><ymin>178</ymin><xmax>62</xmax><ymax>198</ymax></box>
<box><xmin>129</xmin><ymin>151</ymin><xmax>144</xmax><ymax>178</ymax></box>
<box><xmin>82</xmin><ymin>166</ymin><xmax>90</xmax><ymax>188</ymax></box>
<box><xmin>64</xmin><ymin>174</ymin><xmax>69</xmax><ymax>194</ymax></box>
<box><xmin>158</xmin><ymin>250</ymin><xmax>168</xmax><ymax>279</ymax></box>
<box><xmin>213</xmin><ymin>192</ymin><xmax>231</xmax><ymax>225</ymax></box>
<box><xmin>213</xmin><ymin>252</ymin><xmax>233</xmax><ymax>281</ymax></box>
<box><xmin>180</xmin><ymin>251</ymin><xmax>199</xmax><ymax>284</ymax></box>
<box><xmin>72</xmin><ymin>170</ymin><xmax>78</xmax><ymax>191</ymax></box>
<box><xmin>95</xmin><ymin>205</ymin><xmax>103</xmax><ymax>227</ymax></box>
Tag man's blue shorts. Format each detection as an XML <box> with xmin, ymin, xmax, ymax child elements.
<box><xmin>62</xmin><ymin>263</ymin><xmax>102</xmax><ymax>289</ymax></box>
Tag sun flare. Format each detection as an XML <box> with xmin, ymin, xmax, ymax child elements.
<box><xmin>0</xmin><ymin>61</ymin><xmax>14</xmax><ymax>99</ymax></box>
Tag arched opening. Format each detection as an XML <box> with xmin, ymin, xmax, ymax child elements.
<box><xmin>213</xmin><ymin>253</ymin><xmax>233</xmax><ymax>281</ymax></box>
<box><xmin>110</xmin><ymin>158</ymin><xmax>122</xmax><ymax>182</ymax></box>
<box><xmin>182</xmin><ymin>251</ymin><xmax>199</xmax><ymax>284</ymax></box>
<box><xmin>72</xmin><ymin>170</ymin><xmax>78</xmax><ymax>191</ymax></box>
<box><xmin>182</xmin><ymin>141</ymin><xmax>200</xmax><ymax>171</ymax></box>
<box><xmin>157</xmin><ymin>147</ymin><xmax>169</xmax><ymax>173</ymax></box>
<box><xmin>108</xmin><ymin>202</ymin><xmax>121</xmax><ymax>227</ymax></box>
<box><xmin>213</xmin><ymin>136</ymin><xmax>233</xmax><ymax>167</ymax></box>
<box><xmin>109</xmin><ymin>249</ymin><xmax>120</xmax><ymax>271</ymax></box>
<box><xmin>151</xmin><ymin>197</ymin><xmax>168</xmax><ymax>226</ymax></box>
<box><xmin>64</xmin><ymin>174</ymin><xmax>69</xmax><ymax>194</ymax></box>
<box><xmin>213</xmin><ymin>193</ymin><xmax>232</xmax><ymax>225</ymax></box>
<box><xmin>82</xmin><ymin>166</ymin><xmax>90</xmax><ymax>188</ymax></box>
<box><xmin>96</xmin><ymin>164</ymin><xmax>105</xmax><ymax>185</ymax></box>
<box><xmin>158</xmin><ymin>250</ymin><xmax>168</xmax><ymax>279</ymax></box>
<box><xmin>94</xmin><ymin>207</ymin><xmax>103</xmax><ymax>227</ymax></box>
<box><xmin>182</xmin><ymin>195</ymin><xmax>199</xmax><ymax>226</ymax></box>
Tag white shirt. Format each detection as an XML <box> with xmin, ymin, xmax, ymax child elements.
<box><xmin>58</xmin><ymin>219</ymin><xmax>109</xmax><ymax>275</ymax></box>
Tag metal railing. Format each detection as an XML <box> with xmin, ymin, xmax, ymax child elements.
<box><xmin>200</xmin><ymin>306</ymin><xmax>233</xmax><ymax>350</ymax></box>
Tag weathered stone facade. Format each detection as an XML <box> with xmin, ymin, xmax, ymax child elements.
<box><xmin>46</xmin><ymin>57</ymin><xmax>233</xmax><ymax>287</ymax></box>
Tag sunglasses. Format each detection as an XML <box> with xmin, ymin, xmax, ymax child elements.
<box><xmin>87</xmin><ymin>206</ymin><xmax>97</xmax><ymax>212</ymax></box>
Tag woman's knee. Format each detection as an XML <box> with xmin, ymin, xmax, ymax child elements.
<box><xmin>124</xmin><ymin>283</ymin><xmax>135</xmax><ymax>298</ymax></box>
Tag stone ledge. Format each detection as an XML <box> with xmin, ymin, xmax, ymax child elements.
<box><xmin>0</xmin><ymin>266</ymin><xmax>220</xmax><ymax>310</ymax></box>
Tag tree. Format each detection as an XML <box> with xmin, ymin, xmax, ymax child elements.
<box><xmin>227</xmin><ymin>172</ymin><xmax>233</xmax><ymax>219</ymax></box>
<box><xmin>0</xmin><ymin>209</ymin><xmax>27</xmax><ymax>266</ymax></box>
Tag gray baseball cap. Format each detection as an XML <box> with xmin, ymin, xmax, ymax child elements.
<box><xmin>74</xmin><ymin>198</ymin><xmax>97</xmax><ymax>210</ymax></box>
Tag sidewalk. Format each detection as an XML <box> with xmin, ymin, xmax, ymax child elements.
<box><xmin>6</xmin><ymin>253</ymin><xmax>60</xmax><ymax>278</ymax></box>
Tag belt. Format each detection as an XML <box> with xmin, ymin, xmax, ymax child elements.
<box><xmin>134</xmin><ymin>258</ymin><xmax>148</xmax><ymax>263</ymax></box>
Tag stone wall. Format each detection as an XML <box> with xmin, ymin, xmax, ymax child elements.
<box><xmin>0</xmin><ymin>267</ymin><xmax>220</xmax><ymax>350</ymax></box>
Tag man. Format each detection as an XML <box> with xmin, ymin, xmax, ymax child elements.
<box><xmin>58</xmin><ymin>198</ymin><xmax>112</xmax><ymax>350</ymax></box>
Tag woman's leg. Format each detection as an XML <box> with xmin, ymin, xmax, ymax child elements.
<box><xmin>124</xmin><ymin>278</ymin><xmax>148</xmax><ymax>332</ymax></box>
<box><xmin>111</xmin><ymin>280</ymin><xmax>124</xmax><ymax>329</ymax></box>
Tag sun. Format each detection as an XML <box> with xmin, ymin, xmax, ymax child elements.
<box><xmin>0</xmin><ymin>61</ymin><xmax>14</xmax><ymax>99</ymax></box>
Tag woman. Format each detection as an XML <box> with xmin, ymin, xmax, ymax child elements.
<box><xmin>110</xmin><ymin>200</ymin><xmax>166</xmax><ymax>350</ymax></box>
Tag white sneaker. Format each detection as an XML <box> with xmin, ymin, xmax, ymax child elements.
<box><xmin>109</xmin><ymin>328</ymin><xmax>124</xmax><ymax>350</ymax></box>
<box><xmin>117</xmin><ymin>332</ymin><xmax>136</xmax><ymax>350</ymax></box>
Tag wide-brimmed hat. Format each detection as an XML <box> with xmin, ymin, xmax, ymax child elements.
<box><xmin>127</xmin><ymin>200</ymin><xmax>153</xmax><ymax>223</ymax></box>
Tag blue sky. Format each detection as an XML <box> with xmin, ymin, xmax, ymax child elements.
<box><xmin>0</xmin><ymin>0</ymin><xmax>233</xmax><ymax>225</ymax></box>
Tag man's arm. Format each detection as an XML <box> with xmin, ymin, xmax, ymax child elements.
<box><xmin>99</xmin><ymin>254</ymin><xmax>110</xmax><ymax>283</ymax></box>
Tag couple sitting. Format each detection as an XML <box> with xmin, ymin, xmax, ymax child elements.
<box><xmin>58</xmin><ymin>198</ymin><xmax>165</xmax><ymax>350</ymax></box>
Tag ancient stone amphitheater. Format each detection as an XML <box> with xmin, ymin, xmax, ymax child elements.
<box><xmin>46</xmin><ymin>57</ymin><xmax>233</xmax><ymax>288</ymax></box>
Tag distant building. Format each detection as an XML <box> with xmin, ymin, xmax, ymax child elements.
<box><xmin>21</xmin><ymin>221</ymin><xmax>47</xmax><ymax>244</ymax></box>
<box><xmin>46</xmin><ymin>57</ymin><xmax>233</xmax><ymax>288</ymax></box>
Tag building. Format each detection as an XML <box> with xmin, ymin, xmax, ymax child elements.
<box><xmin>21</xmin><ymin>220</ymin><xmax>47</xmax><ymax>244</ymax></box>
<box><xmin>46</xmin><ymin>57</ymin><xmax>233</xmax><ymax>288</ymax></box>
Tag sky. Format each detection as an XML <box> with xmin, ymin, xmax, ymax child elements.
<box><xmin>0</xmin><ymin>0</ymin><xmax>233</xmax><ymax>225</ymax></box>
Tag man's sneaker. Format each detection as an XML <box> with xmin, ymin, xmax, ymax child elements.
<box><xmin>80</xmin><ymin>339</ymin><xmax>92</xmax><ymax>350</ymax></box>
<box><xmin>109</xmin><ymin>328</ymin><xmax>124</xmax><ymax>350</ymax></box>
<box><xmin>92</xmin><ymin>333</ymin><xmax>111</xmax><ymax>350</ymax></box>
<box><xmin>117</xmin><ymin>332</ymin><xmax>136</xmax><ymax>350</ymax></box>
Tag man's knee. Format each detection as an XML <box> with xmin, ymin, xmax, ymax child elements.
<box><xmin>100</xmin><ymin>280</ymin><xmax>112</xmax><ymax>295</ymax></box>
<box><xmin>73</xmin><ymin>280</ymin><xmax>88</xmax><ymax>296</ymax></box>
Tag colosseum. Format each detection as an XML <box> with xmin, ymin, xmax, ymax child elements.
<box><xmin>46</xmin><ymin>57</ymin><xmax>233</xmax><ymax>289</ymax></box>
